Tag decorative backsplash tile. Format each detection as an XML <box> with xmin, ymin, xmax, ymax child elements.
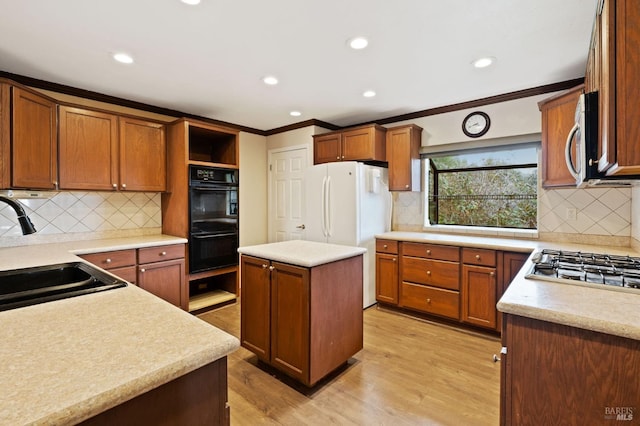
<box><xmin>391</xmin><ymin>186</ymin><xmax>633</xmax><ymax>240</ymax></box>
<box><xmin>0</xmin><ymin>191</ymin><xmax>161</xmax><ymax>240</ymax></box>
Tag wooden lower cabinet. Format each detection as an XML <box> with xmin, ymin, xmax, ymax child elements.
<box><xmin>501</xmin><ymin>314</ymin><xmax>640</xmax><ymax>425</ymax></box>
<box><xmin>240</xmin><ymin>254</ymin><xmax>364</xmax><ymax>386</ymax></box>
<box><xmin>461</xmin><ymin>264</ymin><xmax>497</xmax><ymax>329</ymax></box>
<box><xmin>80</xmin><ymin>357</ymin><xmax>230</xmax><ymax>426</ymax></box>
<box><xmin>375</xmin><ymin>239</ymin><xmax>399</xmax><ymax>305</ymax></box>
<box><xmin>79</xmin><ymin>244</ymin><xmax>187</xmax><ymax>310</ymax></box>
<box><xmin>377</xmin><ymin>238</ymin><xmax>531</xmax><ymax>333</ymax></box>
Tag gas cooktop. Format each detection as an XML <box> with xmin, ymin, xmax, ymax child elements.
<box><xmin>525</xmin><ymin>249</ymin><xmax>640</xmax><ymax>294</ymax></box>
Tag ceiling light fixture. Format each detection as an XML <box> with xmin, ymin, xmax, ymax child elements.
<box><xmin>472</xmin><ymin>56</ymin><xmax>495</xmax><ymax>68</ymax></box>
<box><xmin>263</xmin><ymin>76</ymin><xmax>279</xmax><ymax>85</ymax></box>
<box><xmin>112</xmin><ymin>52</ymin><xmax>134</xmax><ymax>64</ymax></box>
<box><xmin>363</xmin><ymin>90</ymin><xmax>376</xmax><ymax>98</ymax></box>
<box><xmin>348</xmin><ymin>37</ymin><xmax>369</xmax><ymax>50</ymax></box>
<box><xmin>180</xmin><ymin>0</ymin><xmax>201</xmax><ymax>5</ymax></box>
<box><xmin>289</xmin><ymin>111</ymin><xmax>302</xmax><ymax>117</ymax></box>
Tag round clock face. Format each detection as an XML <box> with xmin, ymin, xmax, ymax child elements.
<box><xmin>462</xmin><ymin>111</ymin><xmax>490</xmax><ymax>138</ymax></box>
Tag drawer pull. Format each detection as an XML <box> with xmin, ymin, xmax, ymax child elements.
<box><xmin>475</xmin><ymin>254</ymin><xmax>481</xmax><ymax>260</ymax></box>
<box><xmin>160</xmin><ymin>251</ymin><xmax>167</xmax><ymax>256</ymax></box>
<box><xmin>426</xmin><ymin>271</ymin><xmax>431</xmax><ymax>276</ymax></box>
<box><xmin>105</xmin><ymin>258</ymin><xmax>112</xmax><ymax>264</ymax></box>
<box><xmin>383</xmin><ymin>244</ymin><xmax>388</xmax><ymax>249</ymax></box>
<box><xmin>426</xmin><ymin>249</ymin><xmax>431</xmax><ymax>255</ymax></box>
<box><xmin>140</xmin><ymin>268</ymin><xmax>146</xmax><ymax>273</ymax></box>
<box><xmin>426</xmin><ymin>298</ymin><xmax>431</xmax><ymax>304</ymax></box>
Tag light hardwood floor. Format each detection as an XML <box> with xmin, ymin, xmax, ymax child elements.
<box><xmin>198</xmin><ymin>303</ymin><xmax>502</xmax><ymax>426</ymax></box>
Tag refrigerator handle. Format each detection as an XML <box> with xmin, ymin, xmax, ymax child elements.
<box><xmin>325</xmin><ymin>176</ymin><xmax>331</xmax><ymax>237</ymax></box>
<box><xmin>321</xmin><ymin>176</ymin><xmax>328</xmax><ymax>237</ymax></box>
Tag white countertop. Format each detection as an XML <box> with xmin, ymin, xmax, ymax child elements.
<box><xmin>0</xmin><ymin>235</ymin><xmax>240</xmax><ymax>425</ymax></box>
<box><xmin>377</xmin><ymin>231</ymin><xmax>640</xmax><ymax>341</ymax></box>
<box><xmin>238</xmin><ymin>240</ymin><xmax>366</xmax><ymax>267</ymax></box>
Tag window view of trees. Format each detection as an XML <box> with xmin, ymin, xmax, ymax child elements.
<box><xmin>426</xmin><ymin>146</ymin><xmax>538</xmax><ymax>229</ymax></box>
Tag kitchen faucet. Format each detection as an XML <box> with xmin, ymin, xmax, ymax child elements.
<box><xmin>0</xmin><ymin>196</ymin><xmax>37</xmax><ymax>235</ymax></box>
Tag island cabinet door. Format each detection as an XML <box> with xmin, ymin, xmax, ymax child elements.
<box><xmin>270</xmin><ymin>261</ymin><xmax>310</xmax><ymax>383</ymax></box>
<box><xmin>240</xmin><ymin>256</ymin><xmax>272</xmax><ymax>362</ymax></box>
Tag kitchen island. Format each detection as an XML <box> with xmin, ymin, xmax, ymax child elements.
<box><xmin>238</xmin><ymin>240</ymin><xmax>366</xmax><ymax>387</ymax></box>
<box><xmin>0</xmin><ymin>235</ymin><xmax>240</xmax><ymax>425</ymax></box>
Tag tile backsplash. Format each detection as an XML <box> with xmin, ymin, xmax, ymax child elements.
<box><xmin>0</xmin><ymin>191</ymin><xmax>161</xmax><ymax>246</ymax></box>
<box><xmin>392</xmin><ymin>186</ymin><xmax>632</xmax><ymax>243</ymax></box>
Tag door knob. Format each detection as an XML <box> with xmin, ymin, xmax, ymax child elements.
<box><xmin>296</xmin><ymin>224</ymin><xmax>306</xmax><ymax>229</ymax></box>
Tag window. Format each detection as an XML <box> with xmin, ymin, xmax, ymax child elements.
<box><xmin>425</xmin><ymin>144</ymin><xmax>538</xmax><ymax>229</ymax></box>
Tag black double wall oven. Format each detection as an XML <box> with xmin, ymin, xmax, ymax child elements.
<box><xmin>188</xmin><ymin>165</ymin><xmax>239</xmax><ymax>274</ymax></box>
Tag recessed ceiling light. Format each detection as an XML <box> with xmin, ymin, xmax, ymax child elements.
<box><xmin>472</xmin><ymin>57</ymin><xmax>495</xmax><ymax>68</ymax></box>
<box><xmin>348</xmin><ymin>37</ymin><xmax>369</xmax><ymax>50</ymax></box>
<box><xmin>289</xmin><ymin>111</ymin><xmax>302</xmax><ymax>117</ymax></box>
<box><xmin>181</xmin><ymin>0</ymin><xmax>201</xmax><ymax>4</ymax></box>
<box><xmin>113</xmin><ymin>52</ymin><xmax>134</xmax><ymax>64</ymax></box>
<box><xmin>263</xmin><ymin>76</ymin><xmax>278</xmax><ymax>85</ymax></box>
<box><xmin>363</xmin><ymin>90</ymin><xmax>376</xmax><ymax>98</ymax></box>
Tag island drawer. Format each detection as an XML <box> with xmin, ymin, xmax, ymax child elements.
<box><xmin>138</xmin><ymin>244</ymin><xmax>185</xmax><ymax>264</ymax></box>
<box><xmin>401</xmin><ymin>256</ymin><xmax>460</xmax><ymax>290</ymax></box>
<box><xmin>462</xmin><ymin>248</ymin><xmax>496</xmax><ymax>267</ymax></box>
<box><xmin>376</xmin><ymin>239</ymin><xmax>398</xmax><ymax>254</ymax></box>
<box><xmin>400</xmin><ymin>281</ymin><xmax>459</xmax><ymax>320</ymax></box>
<box><xmin>79</xmin><ymin>249</ymin><xmax>136</xmax><ymax>269</ymax></box>
<box><xmin>402</xmin><ymin>242</ymin><xmax>460</xmax><ymax>261</ymax></box>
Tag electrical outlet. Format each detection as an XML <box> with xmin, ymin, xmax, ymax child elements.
<box><xmin>566</xmin><ymin>207</ymin><xmax>577</xmax><ymax>221</ymax></box>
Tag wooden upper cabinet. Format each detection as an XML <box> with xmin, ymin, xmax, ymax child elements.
<box><xmin>597</xmin><ymin>0</ymin><xmax>640</xmax><ymax>176</ymax></box>
<box><xmin>386</xmin><ymin>124</ymin><xmax>422</xmax><ymax>191</ymax></box>
<box><xmin>538</xmin><ymin>85</ymin><xmax>583</xmax><ymax>188</ymax></box>
<box><xmin>11</xmin><ymin>87</ymin><xmax>58</xmax><ymax>189</ymax></box>
<box><xmin>59</xmin><ymin>106</ymin><xmax>118</xmax><ymax>190</ymax></box>
<box><xmin>341</xmin><ymin>125</ymin><xmax>386</xmax><ymax>162</ymax></box>
<box><xmin>59</xmin><ymin>105</ymin><xmax>166</xmax><ymax>191</ymax></box>
<box><xmin>313</xmin><ymin>132</ymin><xmax>342</xmax><ymax>164</ymax></box>
<box><xmin>119</xmin><ymin>116</ymin><xmax>166</xmax><ymax>192</ymax></box>
<box><xmin>313</xmin><ymin>124</ymin><xmax>386</xmax><ymax>165</ymax></box>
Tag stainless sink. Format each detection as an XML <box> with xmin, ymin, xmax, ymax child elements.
<box><xmin>0</xmin><ymin>262</ymin><xmax>127</xmax><ymax>311</ymax></box>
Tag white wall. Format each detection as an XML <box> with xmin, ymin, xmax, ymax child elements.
<box><xmin>239</xmin><ymin>131</ymin><xmax>268</xmax><ymax>246</ymax></box>
<box><xmin>266</xmin><ymin>126</ymin><xmax>322</xmax><ymax>152</ymax></box>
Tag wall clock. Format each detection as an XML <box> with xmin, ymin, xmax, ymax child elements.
<box><xmin>462</xmin><ymin>111</ymin><xmax>490</xmax><ymax>138</ymax></box>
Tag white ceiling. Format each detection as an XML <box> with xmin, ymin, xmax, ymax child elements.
<box><xmin>0</xmin><ymin>0</ymin><xmax>598</xmax><ymax>132</ymax></box>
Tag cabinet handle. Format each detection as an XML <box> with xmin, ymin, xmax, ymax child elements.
<box><xmin>426</xmin><ymin>270</ymin><xmax>431</xmax><ymax>276</ymax></box>
<box><xmin>341</xmin><ymin>156</ymin><xmax>345</xmax><ymax>159</ymax></box>
<box><xmin>392</xmin><ymin>257</ymin><xmax>396</xmax><ymax>262</ymax></box>
<box><xmin>405</xmin><ymin>184</ymin><xmax>409</xmax><ymax>188</ymax></box>
<box><xmin>53</xmin><ymin>181</ymin><xmax>58</xmax><ymax>190</ymax></box>
<box><xmin>475</xmin><ymin>254</ymin><xmax>481</xmax><ymax>260</ymax></box>
<box><xmin>121</xmin><ymin>183</ymin><xmax>127</xmax><ymax>189</ymax></box>
<box><xmin>262</xmin><ymin>264</ymin><xmax>268</xmax><ymax>269</ymax></box>
<box><xmin>112</xmin><ymin>183</ymin><xmax>117</xmax><ymax>189</ymax></box>
<box><xmin>269</xmin><ymin>265</ymin><xmax>275</xmax><ymax>271</ymax></box>
<box><xmin>490</xmin><ymin>272</ymin><xmax>495</xmax><ymax>277</ymax></box>
<box><xmin>426</xmin><ymin>249</ymin><xmax>431</xmax><ymax>255</ymax></box>
<box><xmin>140</xmin><ymin>268</ymin><xmax>146</xmax><ymax>273</ymax></box>
<box><xmin>105</xmin><ymin>258</ymin><xmax>112</xmax><ymax>264</ymax></box>
<box><xmin>492</xmin><ymin>354</ymin><xmax>501</xmax><ymax>363</ymax></box>
<box><xmin>336</xmin><ymin>156</ymin><xmax>340</xmax><ymax>160</ymax></box>
<box><xmin>160</xmin><ymin>251</ymin><xmax>167</xmax><ymax>256</ymax></box>
<box><xmin>426</xmin><ymin>298</ymin><xmax>431</xmax><ymax>304</ymax></box>
<box><xmin>383</xmin><ymin>244</ymin><xmax>388</xmax><ymax>249</ymax></box>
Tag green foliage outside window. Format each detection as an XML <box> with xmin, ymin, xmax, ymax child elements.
<box><xmin>426</xmin><ymin>146</ymin><xmax>538</xmax><ymax>229</ymax></box>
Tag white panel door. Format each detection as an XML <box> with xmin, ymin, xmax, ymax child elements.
<box><xmin>268</xmin><ymin>147</ymin><xmax>308</xmax><ymax>242</ymax></box>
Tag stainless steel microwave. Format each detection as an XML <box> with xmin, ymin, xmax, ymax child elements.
<box><xmin>565</xmin><ymin>91</ymin><xmax>636</xmax><ymax>187</ymax></box>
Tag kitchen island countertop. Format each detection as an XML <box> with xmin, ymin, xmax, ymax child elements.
<box><xmin>0</xmin><ymin>234</ymin><xmax>239</xmax><ymax>425</ymax></box>
<box><xmin>376</xmin><ymin>231</ymin><xmax>640</xmax><ymax>341</ymax></box>
<box><xmin>238</xmin><ymin>239</ymin><xmax>366</xmax><ymax>267</ymax></box>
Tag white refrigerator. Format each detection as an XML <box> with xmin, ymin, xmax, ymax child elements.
<box><xmin>304</xmin><ymin>161</ymin><xmax>392</xmax><ymax>308</ymax></box>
